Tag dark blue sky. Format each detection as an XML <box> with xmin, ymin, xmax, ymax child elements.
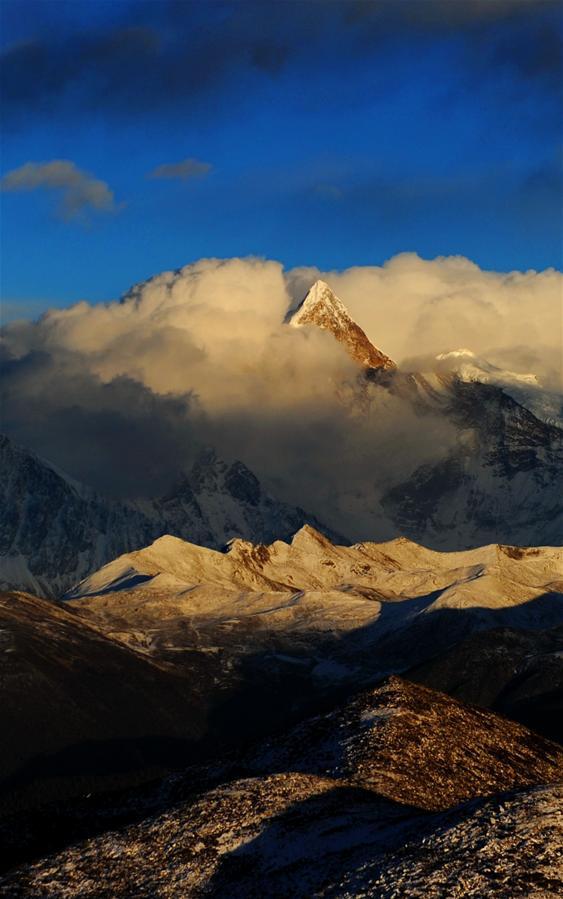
<box><xmin>1</xmin><ymin>0</ymin><xmax>561</xmax><ymax>316</ymax></box>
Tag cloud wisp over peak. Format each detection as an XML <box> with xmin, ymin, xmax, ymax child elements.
<box><xmin>0</xmin><ymin>160</ymin><xmax>119</xmax><ymax>221</ymax></box>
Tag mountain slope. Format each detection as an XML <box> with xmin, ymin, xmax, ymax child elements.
<box><xmin>2</xmin><ymin>678</ymin><xmax>562</xmax><ymax>898</ymax></box>
<box><xmin>4</xmin><ymin>779</ymin><xmax>560</xmax><ymax>899</ymax></box>
<box><xmin>247</xmin><ymin>676</ymin><xmax>563</xmax><ymax>811</ymax></box>
<box><xmin>0</xmin><ymin>435</ymin><xmax>157</xmax><ymax>598</ymax></box>
<box><xmin>435</xmin><ymin>347</ymin><xmax>563</xmax><ymax>427</ymax></box>
<box><xmin>382</xmin><ymin>376</ymin><xmax>563</xmax><ymax>548</ymax></box>
<box><xmin>408</xmin><ymin>624</ymin><xmax>563</xmax><ymax>742</ymax></box>
<box><xmin>0</xmin><ymin>590</ymin><xmax>205</xmax><ymax>814</ymax></box>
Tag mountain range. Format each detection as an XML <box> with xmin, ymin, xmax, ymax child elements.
<box><xmin>1</xmin><ymin>278</ymin><xmax>561</xmax><ymax>597</ymax></box>
<box><xmin>1</xmin><ymin>273</ymin><xmax>562</xmax><ymax>895</ymax></box>
<box><xmin>2</xmin><ymin>527</ymin><xmax>561</xmax><ymax>826</ymax></box>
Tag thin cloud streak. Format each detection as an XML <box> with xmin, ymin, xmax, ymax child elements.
<box><xmin>148</xmin><ymin>158</ymin><xmax>212</xmax><ymax>180</ymax></box>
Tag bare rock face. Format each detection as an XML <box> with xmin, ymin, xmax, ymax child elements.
<box><xmin>288</xmin><ymin>280</ymin><xmax>397</xmax><ymax>371</ymax></box>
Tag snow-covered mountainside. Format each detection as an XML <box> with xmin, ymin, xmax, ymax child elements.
<box><xmin>382</xmin><ymin>376</ymin><xmax>563</xmax><ymax>548</ymax></box>
<box><xmin>0</xmin><ymin>436</ymin><xmax>333</xmax><ymax>598</ymax></box>
<box><xmin>289</xmin><ymin>279</ymin><xmax>397</xmax><ymax>371</ymax></box>
<box><xmin>0</xmin><ymin>435</ymin><xmax>157</xmax><ymax>599</ymax></box>
<box><xmin>435</xmin><ymin>348</ymin><xmax>563</xmax><ymax>427</ymax></box>
<box><xmin>3</xmin><ymin>678</ymin><xmax>562</xmax><ymax>898</ymax></box>
<box><xmin>69</xmin><ymin>525</ymin><xmax>563</xmax><ymax>602</ymax></box>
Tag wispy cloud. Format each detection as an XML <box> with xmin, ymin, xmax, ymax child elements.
<box><xmin>0</xmin><ymin>160</ymin><xmax>118</xmax><ymax>220</ymax></box>
<box><xmin>148</xmin><ymin>158</ymin><xmax>212</xmax><ymax>181</ymax></box>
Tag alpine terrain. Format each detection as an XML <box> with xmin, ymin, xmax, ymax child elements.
<box><xmin>2</xmin><ymin>678</ymin><xmax>562</xmax><ymax>897</ymax></box>
<box><xmin>1</xmin><ymin>278</ymin><xmax>561</xmax><ymax>598</ymax></box>
<box><xmin>290</xmin><ymin>280</ymin><xmax>563</xmax><ymax>549</ymax></box>
<box><xmin>0</xmin><ymin>278</ymin><xmax>561</xmax><ymax>898</ymax></box>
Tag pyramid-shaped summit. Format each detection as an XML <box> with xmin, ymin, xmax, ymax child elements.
<box><xmin>288</xmin><ymin>280</ymin><xmax>396</xmax><ymax>371</ymax></box>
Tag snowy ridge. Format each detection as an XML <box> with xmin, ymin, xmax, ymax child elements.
<box><xmin>65</xmin><ymin>527</ymin><xmax>563</xmax><ymax>696</ymax></box>
<box><xmin>289</xmin><ymin>280</ymin><xmax>354</xmax><ymax>331</ymax></box>
<box><xmin>435</xmin><ymin>347</ymin><xmax>562</xmax><ymax>426</ymax></box>
<box><xmin>72</xmin><ymin>524</ymin><xmax>563</xmax><ymax>598</ymax></box>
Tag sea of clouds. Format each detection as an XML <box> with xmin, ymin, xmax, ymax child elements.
<box><xmin>2</xmin><ymin>253</ymin><xmax>561</xmax><ymax>538</ymax></box>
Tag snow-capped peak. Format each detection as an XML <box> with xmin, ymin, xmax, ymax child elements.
<box><xmin>289</xmin><ymin>280</ymin><xmax>350</xmax><ymax>329</ymax></box>
<box><xmin>435</xmin><ymin>347</ymin><xmax>540</xmax><ymax>386</ymax></box>
<box><xmin>288</xmin><ymin>280</ymin><xmax>396</xmax><ymax>371</ymax></box>
<box><xmin>433</xmin><ymin>348</ymin><xmax>562</xmax><ymax>427</ymax></box>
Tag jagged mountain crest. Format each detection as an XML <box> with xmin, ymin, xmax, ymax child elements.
<box><xmin>0</xmin><ymin>435</ymin><xmax>338</xmax><ymax>598</ymax></box>
<box><xmin>288</xmin><ymin>279</ymin><xmax>396</xmax><ymax>371</ymax></box>
<box><xmin>66</xmin><ymin>525</ymin><xmax>563</xmax><ymax>604</ymax></box>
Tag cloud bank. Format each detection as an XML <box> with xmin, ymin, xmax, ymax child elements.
<box><xmin>2</xmin><ymin>253</ymin><xmax>561</xmax><ymax>537</ymax></box>
<box><xmin>288</xmin><ymin>254</ymin><xmax>563</xmax><ymax>390</ymax></box>
<box><xmin>0</xmin><ymin>160</ymin><xmax>118</xmax><ymax>220</ymax></box>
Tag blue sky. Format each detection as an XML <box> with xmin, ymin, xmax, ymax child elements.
<box><xmin>1</xmin><ymin>0</ymin><xmax>561</xmax><ymax>317</ymax></box>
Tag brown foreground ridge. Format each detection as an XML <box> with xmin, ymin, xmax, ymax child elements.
<box><xmin>1</xmin><ymin>676</ymin><xmax>562</xmax><ymax>898</ymax></box>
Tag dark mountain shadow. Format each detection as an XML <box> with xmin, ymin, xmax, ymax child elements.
<box><xmin>405</xmin><ymin>623</ymin><xmax>563</xmax><ymax>743</ymax></box>
<box><xmin>66</xmin><ymin>572</ymin><xmax>155</xmax><ymax>598</ymax></box>
<box><xmin>201</xmin><ymin>589</ymin><xmax>563</xmax><ymax>751</ymax></box>
<box><xmin>0</xmin><ymin>734</ymin><xmax>199</xmax><ymax>807</ymax></box>
<box><xmin>1</xmin><ymin>590</ymin><xmax>562</xmax><ymax>872</ymax></box>
<box><xmin>202</xmin><ymin>782</ymin><xmax>518</xmax><ymax>899</ymax></box>
<box><xmin>204</xmin><ymin>784</ymin><xmax>419</xmax><ymax>899</ymax></box>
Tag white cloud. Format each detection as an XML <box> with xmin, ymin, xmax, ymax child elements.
<box><xmin>2</xmin><ymin>253</ymin><xmax>561</xmax><ymax>534</ymax></box>
<box><xmin>291</xmin><ymin>253</ymin><xmax>563</xmax><ymax>390</ymax></box>
<box><xmin>0</xmin><ymin>160</ymin><xmax>118</xmax><ymax>220</ymax></box>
